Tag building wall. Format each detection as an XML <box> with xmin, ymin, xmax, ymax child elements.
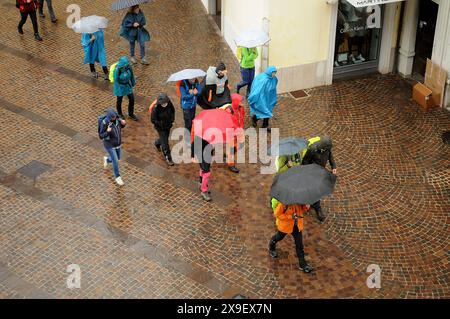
<box><xmin>267</xmin><ymin>0</ymin><xmax>334</xmax><ymax>93</ymax></box>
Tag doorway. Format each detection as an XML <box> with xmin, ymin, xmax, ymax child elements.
<box><xmin>412</xmin><ymin>0</ymin><xmax>439</xmax><ymax>80</ymax></box>
<box><xmin>212</xmin><ymin>0</ymin><xmax>222</xmax><ymax>30</ymax></box>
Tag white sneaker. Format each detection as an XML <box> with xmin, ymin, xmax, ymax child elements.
<box><xmin>130</xmin><ymin>56</ymin><xmax>137</xmax><ymax>64</ymax></box>
<box><xmin>103</xmin><ymin>156</ymin><xmax>109</xmax><ymax>169</ymax></box>
<box><xmin>115</xmin><ymin>176</ymin><xmax>124</xmax><ymax>186</ymax></box>
<box><xmin>357</xmin><ymin>54</ymin><xmax>366</xmax><ymax>62</ymax></box>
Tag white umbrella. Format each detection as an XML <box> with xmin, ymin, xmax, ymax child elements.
<box><xmin>234</xmin><ymin>30</ymin><xmax>270</xmax><ymax>48</ymax></box>
<box><xmin>167</xmin><ymin>69</ymin><xmax>206</xmax><ymax>82</ymax></box>
<box><xmin>72</xmin><ymin>16</ymin><xmax>109</xmax><ymax>34</ymax></box>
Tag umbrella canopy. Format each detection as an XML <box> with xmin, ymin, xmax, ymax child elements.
<box><xmin>270</xmin><ymin>164</ymin><xmax>336</xmax><ymax>205</ymax></box>
<box><xmin>111</xmin><ymin>0</ymin><xmax>149</xmax><ymax>11</ymax></box>
<box><xmin>235</xmin><ymin>30</ymin><xmax>270</xmax><ymax>48</ymax></box>
<box><xmin>72</xmin><ymin>16</ymin><xmax>108</xmax><ymax>34</ymax></box>
<box><xmin>167</xmin><ymin>69</ymin><xmax>206</xmax><ymax>82</ymax></box>
<box><xmin>193</xmin><ymin>109</ymin><xmax>238</xmax><ymax>145</ymax></box>
<box><xmin>268</xmin><ymin>137</ymin><xmax>308</xmax><ymax>156</ymax></box>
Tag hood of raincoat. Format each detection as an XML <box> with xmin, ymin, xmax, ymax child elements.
<box><xmin>105</xmin><ymin>108</ymin><xmax>118</xmax><ymax>122</ymax></box>
<box><xmin>265</xmin><ymin>65</ymin><xmax>277</xmax><ymax>77</ymax></box>
<box><xmin>231</xmin><ymin>94</ymin><xmax>245</xmax><ymax>129</ymax></box>
<box><xmin>157</xmin><ymin>93</ymin><xmax>170</xmax><ymax>105</ymax></box>
<box><xmin>117</xmin><ymin>56</ymin><xmax>130</xmax><ymax>69</ymax></box>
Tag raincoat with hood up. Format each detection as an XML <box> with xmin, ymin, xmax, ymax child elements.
<box><xmin>98</xmin><ymin>108</ymin><xmax>126</xmax><ymax>149</ymax></box>
<box><xmin>113</xmin><ymin>56</ymin><xmax>136</xmax><ymax>97</ymax></box>
<box><xmin>248</xmin><ymin>66</ymin><xmax>278</xmax><ymax>119</ymax></box>
<box><xmin>81</xmin><ymin>29</ymin><xmax>107</xmax><ymax>67</ymax></box>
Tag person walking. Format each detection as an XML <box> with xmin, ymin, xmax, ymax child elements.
<box><xmin>151</xmin><ymin>93</ymin><xmax>175</xmax><ymax>166</ymax></box>
<box><xmin>17</xmin><ymin>0</ymin><xmax>43</xmax><ymax>41</ymax></box>
<box><xmin>268</xmin><ymin>198</ymin><xmax>313</xmax><ymax>273</ymax></box>
<box><xmin>236</xmin><ymin>47</ymin><xmax>258</xmax><ymax>99</ymax></box>
<box><xmin>98</xmin><ymin>108</ymin><xmax>126</xmax><ymax>186</ymax></box>
<box><xmin>113</xmin><ymin>56</ymin><xmax>139</xmax><ymax>121</ymax></box>
<box><xmin>179</xmin><ymin>78</ymin><xmax>202</xmax><ymax>143</ymax></box>
<box><xmin>198</xmin><ymin>63</ymin><xmax>232</xmax><ymax>109</ymax></box>
<box><xmin>248</xmin><ymin>66</ymin><xmax>278</xmax><ymax>131</ymax></box>
<box><xmin>191</xmin><ymin>135</ymin><xmax>213</xmax><ymax>202</ymax></box>
<box><xmin>301</xmin><ymin>136</ymin><xmax>337</xmax><ymax>222</ymax></box>
<box><xmin>38</xmin><ymin>0</ymin><xmax>57</xmax><ymax>23</ymax></box>
<box><xmin>120</xmin><ymin>5</ymin><xmax>151</xmax><ymax>65</ymax></box>
<box><xmin>81</xmin><ymin>29</ymin><xmax>108</xmax><ymax>80</ymax></box>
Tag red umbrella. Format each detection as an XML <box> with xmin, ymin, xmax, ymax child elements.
<box><xmin>192</xmin><ymin>109</ymin><xmax>239</xmax><ymax>145</ymax></box>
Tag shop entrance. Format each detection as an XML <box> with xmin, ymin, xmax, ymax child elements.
<box><xmin>333</xmin><ymin>0</ymin><xmax>383</xmax><ymax>79</ymax></box>
<box><xmin>412</xmin><ymin>0</ymin><xmax>439</xmax><ymax>80</ymax></box>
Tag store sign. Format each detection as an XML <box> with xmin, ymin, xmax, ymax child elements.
<box><xmin>346</xmin><ymin>0</ymin><xmax>404</xmax><ymax>7</ymax></box>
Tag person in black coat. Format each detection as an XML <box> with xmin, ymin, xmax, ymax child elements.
<box><xmin>302</xmin><ymin>136</ymin><xmax>337</xmax><ymax>222</ymax></box>
<box><xmin>197</xmin><ymin>63</ymin><xmax>232</xmax><ymax>109</ymax></box>
<box><xmin>151</xmin><ymin>93</ymin><xmax>175</xmax><ymax>166</ymax></box>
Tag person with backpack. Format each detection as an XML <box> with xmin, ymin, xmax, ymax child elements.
<box><xmin>191</xmin><ymin>135</ymin><xmax>213</xmax><ymax>202</ymax></box>
<box><xmin>81</xmin><ymin>29</ymin><xmax>108</xmax><ymax>79</ymax></box>
<box><xmin>98</xmin><ymin>108</ymin><xmax>126</xmax><ymax>186</ymax></box>
<box><xmin>38</xmin><ymin>0</ymin><xmax>57</xmax><ymax>23</ymax></box>
<box><xmin>113</xmin><ymin>56</ymin><xmax>139</xmax><ymax>121</ymax></box>
<box><xmin>119</xmin><ymin>5</ymin><xmax>151</xmax><ymax>65</ymax></box>
<box><xmin>301</xmin><ymin>136</ymin><xmax>337</xmax><ymax>222</ymax></box>
<box><xmin>151</xmin><ymin>93</ymin><xmax>175</xmax><ymax>166</ymax></box>
<box><xmin>198</xmin><ymin>63</ymin><xmax>232</xmax><ymax>109</ymax></box>
<box><xmin>236</xmin><ymin>47</ymin><xmax>258</xmax><ymax>99</ymax></box>
<box><xmin>17</xmin><ymin>0</ymin><xmax>43</xmax><ymax>41</ymax></box>
<box><xmin>268</xmin><ymin>198</ymin><xmax>313</xmax><ymax>273</ymax></box>
<box><xmin>179</xmin><ymin>78</ymin><xmax>202</xmax><ymax>143</ymax></box>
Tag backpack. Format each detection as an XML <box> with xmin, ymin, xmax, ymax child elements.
<box><xmin>98</xmin><ymin>114</ymin><xmax>108</xmax><ymax>139</ymax></box>
<box><xmin>176</xmin><ymin>80</ymin><xmax>182</xmax><ymax>98</ymax></box>
<box><xmin>148</xmin><ymin>99</ymin><xmax>157</xmax><ymax>113</ymax></box>
<box><xmin>109</xmin><ymin>62</ymin><xmax>118</xmax><ymax>83</ymax></box>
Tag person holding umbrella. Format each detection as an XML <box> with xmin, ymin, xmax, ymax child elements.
<box><xmin>236</xmin><ymin>47</ymin><xmax>258</xmax><ymax>99</ymax></box>
<box><xmin>269</xmin><ymin>164</ymin><xmax>337</xmax><ymax>273</ymax></box>
<box><xmin>150</xmin><ymin>93</ymin><xmax>175</xmax><ymax>166</ymax></box>
<box><xmin>301</xmin><ymin>136</ymin><xmax>337</xmax><ymax>222</ymax></box>
<box><xmin>269</xmin><ymin>137</ymin><xmax>308</xmax><ymax>174</ymax></box>
<box><xmin>119</xmin><ymin>5</ymin><xmax>151</xmax><ymax>65</ymax></box>
<box><xmin>248</xmin><ymin>66</ymin><xmax>278</xmax><ymax>131</ymax></box>
<box><xmin>16</xmin><ymin>0</ymin><xmax>43</xmax><ymax>41</ymax></box>
<box><xmin>113</xmin><ymin>56</ymin><xmax>139</xmax><ymax>121</ymax></box>
<box><xmin>180</xmin><ymin>78</ymin><xmax>202</xmax><ymax>138</ymax></box>
<box><xmin>198</xmin><ymin>63</ymin><xmax>232</xmax><ymax>109</ymax></box>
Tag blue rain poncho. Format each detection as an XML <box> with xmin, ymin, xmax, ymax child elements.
<box><xmin>248</xmin><ymin>66</ymin><xmax>278</xmax><ymax>119</ymax></box>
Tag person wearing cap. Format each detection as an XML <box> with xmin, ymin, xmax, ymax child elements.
<box><xmin>198</xmin><ymin>62</ymin><xmax>232</xmax><ymax>109</ymax></box>
<box><xmin>151</xmin><ymin>93</ymin><xmax>176</xmax><ymax>166</ymax></box>
<box><xmin>301</xmin><ymin>136</ymin><xmax>337</xmax><ymax>222</ymax></box>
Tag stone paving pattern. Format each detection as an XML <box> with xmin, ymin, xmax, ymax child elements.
<box><xmin>0</xmin><ymin>0</ymin><xmax>449</xmax><ymax>298</ymax></box>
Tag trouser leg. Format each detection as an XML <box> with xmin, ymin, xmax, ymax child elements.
<box><xmin>127</xmin><ymin>93</ymin><xmax>135</xmax><ymax>116</ymax></box>
<box><xmin>116</xmin><ymin>96</ymin><xmax>124</xmax><ymax>116</ymax></box>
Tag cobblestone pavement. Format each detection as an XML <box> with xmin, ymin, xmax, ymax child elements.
<box><xmin>0</xmin><ymin>0</ymin><xmax>449</xmax><ymax>299</ymax></box>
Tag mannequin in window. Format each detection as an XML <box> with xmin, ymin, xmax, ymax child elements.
<box><xmin>340</xmin><ymin>0</ymin><xmax>366</xmax><ymax>64</ymax></box>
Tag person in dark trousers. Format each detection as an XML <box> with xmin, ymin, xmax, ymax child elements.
<box><xmin>98</xmin><ymin>108</ymin><xmax>126</xmax><ymax>186</ymax></box>
<box><xmin>17</xmin><ymin>0</ymin><xmax>43</xmax><ymax>41</ymax></box>
<box><xmin>38</xmin><ymin>0</ymin><xmax>57</xmax><ymax>22</ymax></box>
<box><xmin>151</xmin><ymin>93</ymin><xmax>175</xmax><ymax>166</ymax></box>
<box><xmin>269</xmin><ymin>198</ymin><xmax>313</xmax><ymax>273</ymax></box>
<box><xmin>301</xmin><ymin>136</ymin><xmax>337</xmax><ymax>222</ymax></box>
<box><xmin>191</xmin><ymin>135</ymin><xmax>213</xmax><ymax>202</ymax></box>
<box><xmin>113</xmin><ymin>56</ymin><xmax>139</xmax><ymax>121</ymax></box>
<box><xmin>179</xmin><ymin>78</ymin><xmax>202</xmax><ymax>143</ymax></box>
<box><xmin>120</xmin><ymin>5</ymin><xmax>151</xmax><ymax>65</ymax></box>
<box><xmin>236</xmin><ymin>47</ymin><xmax>258</xmax><ymax>98</ymax></box>
<box><xmin>81</xmin><ymin>29</ymin><xmax>108</xmax><ymax>80</ymax></box>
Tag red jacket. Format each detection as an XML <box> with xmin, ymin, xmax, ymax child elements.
<box><xmin>18</xmin><ymin>0</ymin><xmax>39</xmax><ymax>13</ymax></box>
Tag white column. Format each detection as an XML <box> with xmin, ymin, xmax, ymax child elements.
<box><xmin>397</xmin><ymin>0</ymin><xmax>420</xmax><ymax>77</ymax></box>
<box><xmin>379</xmin><ymin>3</ymin><xmax>399</xmax><ymax>74</ymax></box>
<box><xmin>325</xmin><ymin>1</ymin><xmax>338</xmax><ymax>85</ymax></box>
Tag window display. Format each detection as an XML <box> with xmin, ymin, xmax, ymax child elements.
<box><xmin>334</xmin><ymin>0</ymin><xmax>382</xmax><ymax>68</ymax></box>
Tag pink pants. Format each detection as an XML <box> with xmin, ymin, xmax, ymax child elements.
<box><xmin>199</xmin><ymin>170</ymin><xmax>211</xmax><ymax>193</ymax></box>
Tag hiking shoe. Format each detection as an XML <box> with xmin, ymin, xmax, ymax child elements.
<box><xmin>228</xmin><ymin>166</ymin><xmax>239</xmax><ymax>174</ymax></box>
<box><xmin>299</xmin><ymin>260</ymin><xmax>313</xmax><ymax>273</ymax></box>
<box><xmin>316</xmin><ymin>209</ymin><xmax>326</xmax><ymax>222</ymax></box>
<box><xmin>165</xmin><ymin>156</ymin><xmax>174</xmax><ymax>166</ymax></box>
<box><xmin>91</xmin><ymin>71</ymin><xmax>98</xmax><ymax>78</ymax></box>
<box><xmin>115</xmin><ymin>176</ymin><xmax>124</xmax><ymax>186</ymax></box>
<box><xmin>34</xmin><ymin>34</ymin><xmax>43</xmax><ymax>41</ymax></box>
<box><xmin>104</xmin><ymin>74</ymin><xmax>109</xmax><ymax>81</ymax></box>
<box><xmin>201</xmin><ymin>191</ymin><xmax>212</xmax><ymax>202</ymax></box>
<box><xmin>39</xmin><ymin>12</ymin><xmax>45</xmax><ymax>18</ymax></box>
<box><xmin>51</xmin><ymin>19</ymin><xmax>58</xmax><ymax>23</ymax></box>
<box><xmin>128</xmin><ymin>114</ymin><xmax>139</xmax><ymax>121</ymax></box>
<box><xmin>18</xmin><ymin>26</ymin><xmax>24</xmax><ymax>34</ymax></box>
<box><xmin>269</xmin><ymin>247</ymin><xmax>278</xmax><ymax>258</ymax></box>
<box><xmin>141</xmin><ymin>58</ymin><xmax>149</xmax><ymax>65</ymax></box>
<box><xmin>130</xmin><ymin>56</ymin><xmax>137</xmax><ymax>64</ymax></box>
<box><xmin>154</xmin><ymin>142</ymin><xmax>161</xmax><ymax>152</ymax></box>
<box><xmin>103</xmin><ymin>156</ymin><xmax>109</xmax><ymax>169</ymax></box>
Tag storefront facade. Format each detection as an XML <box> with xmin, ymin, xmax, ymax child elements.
<box><xmin>201</xmin><ymin>0</ymin><xmax>450</xmax><ymax>110</ymax></box>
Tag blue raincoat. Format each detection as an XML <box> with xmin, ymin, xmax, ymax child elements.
<box><xmin>113</xmin><ymin>56</ymin><xmax>136</xmax><ymax>97</ymax></box>
<box><xmin>81</xmin><ymin>30</ymin><xmax>107</xmax><ymax>67</ymax></box>
<box><xmin>248</xmin><ymin>66</ymin><xmax>278</xmax><ymax>119</ymax></box>
<box><xmin>119</xmin><ymin>11</ymin><xmax>151</xmax><ymax>43</ymax></box>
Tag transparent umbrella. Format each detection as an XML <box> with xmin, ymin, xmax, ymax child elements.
<box><xmin>167</xmin><ymin>69</ymin><xmax>206</xmax><ymax>82</ymax></box>
<box><xmin>72</xmin><ymin>16</ymin><xmax>108</xmax><ymax>34</ymax></box>
<box><xmin>234</xmin><ymin>30</ymin><xmax>270</xmax><ymax>48</ymax></box>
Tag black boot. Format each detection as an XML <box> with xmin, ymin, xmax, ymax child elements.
<box><xmin>164</xmin><ymin>152</ymin><xmax>174</xmax><ymax>166</ymax></box>
<box><xmin>299</xmin><ymin>258</ymin><xmax>313</xmax><ymax>273</ymax></box>
<box><xmin>18</xmin><ymin>25</ymin><xmax>24</xmax><ymax>34</ymax></box>
<box><xmin>315</xmin><ymin>208</ymin><xmax>326</xmax><ymax>222</ymax></box>
<box><xmin>268</xmin><ymin>240</ymin><xmax>278</xmax><ymax>258</ymax></box>
<box><xmin>34</xmin><ymin>33</ymin><xmax>43</xmax><ymax>41</ymax></box>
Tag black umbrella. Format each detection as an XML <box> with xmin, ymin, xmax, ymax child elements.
<box><xmin>270</xmin><ymin>164</ymin><xmax>336</xmax><ymax>205</ymax></box>
<box><xmin>268</xmin><ymin>137</ymin><xmax>308</xmax><ymax>156</ymax></box>
<box><xmin>111</xmin><ymin>0</ymin><xmax>150</xmax><ymax>11</ymax></box>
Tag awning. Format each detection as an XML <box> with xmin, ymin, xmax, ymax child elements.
<box><xmin>346</xmin><ymin>0</ymin><xmax>405</xmax><ymax>7</ymax></box>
